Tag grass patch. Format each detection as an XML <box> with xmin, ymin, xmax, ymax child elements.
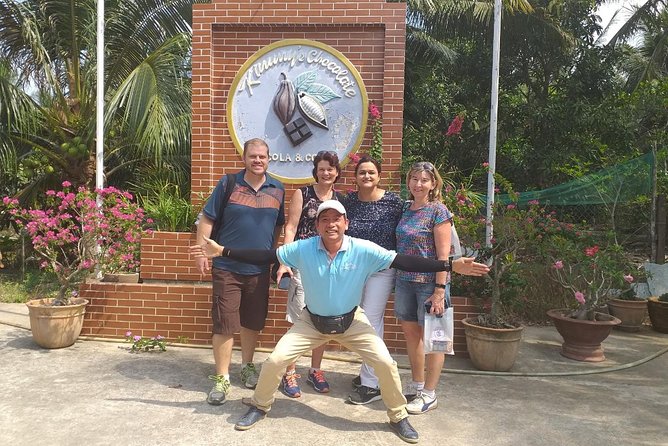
<box><xmin>0</xmin><ymin>269</ymin><xmax>59</xmax><ymax>303</ymax></box>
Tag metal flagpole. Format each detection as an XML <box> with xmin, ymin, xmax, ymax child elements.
<box><xmin>485</xmin><ymin>0</ymin><xmax>502</xmax><ymax>247</ymax></box>
<box><xmin>96</xmin><ymin>0</ymin><xmax>105</xmax><ymax>196</ymax></box>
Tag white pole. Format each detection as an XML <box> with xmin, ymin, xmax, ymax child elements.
<box><xmin>95</xmin><ymin>0</ymin><xmax>105</xmax><ymax>195</ymax></box>
<box><xmin>485</xmin><ymin>0</ymin><xmax>502</xmax><ymax>247</ymax></box>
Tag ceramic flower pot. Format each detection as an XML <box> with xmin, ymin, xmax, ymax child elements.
<box><xmin>547</xmin><ymin>309</ymin><xmax>621</xmax><ymax>362</ymax></box>
<box><xmin>607</xmin><ymin>298</ymin><xmax>647</xmax><ymax>332</ymax></box>
<box><xmin>26</xmin><ymin>297</ymin><xmax>89</xmax><ymax>349</ymax></box>
<box><xmin>461</xmin><ymin>318</ymin><xmax>524</xmax><ymax>372</ymax></box>
<box><xmin>647</xmin><ymin>298</ymin><xmax>668</xmax><ymax>333</ymax></box>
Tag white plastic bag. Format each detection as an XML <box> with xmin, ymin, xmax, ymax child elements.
<box><xmin>424</xmin><ymin>307</ymin><xmax>454</xmax><ymax>355</ymax></box>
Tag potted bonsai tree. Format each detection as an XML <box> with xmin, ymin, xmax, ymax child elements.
<box><xmin>2</xmin><ymin>182</ymin><xmax>98</xmax><ymax>348</ymax></box>
<box><xmin>449</xmin><ymin>175</ymin><xmax>532</xmax><ymax>372</ymax></box>
<box><xmin>546</xmin><ymin>236</ymin><xmax>634</xmax><ymax>361</ymax></box>
<box><xmin>2</xmin><ymin>182</ymin><xmax>151</xmax><ymax>348</ymax></box>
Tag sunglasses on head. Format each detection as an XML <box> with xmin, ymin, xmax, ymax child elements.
<box><xmin>412</xmin><ymin>161</ymin><xmax>435</xmax><ymax>171</ymax></box>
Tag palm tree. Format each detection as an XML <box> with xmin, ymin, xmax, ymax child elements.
<box><xmin>603</xmin><ymin>0</ymin><xmax>667</xmax><ymax>89</ymax></box>
<box><xmin>0</xmin><ymin>0</ymin><xmax>194</xmax><ymax>204</ymax></box>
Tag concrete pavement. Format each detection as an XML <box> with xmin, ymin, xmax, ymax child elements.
<box><xmin>1</xmin><ymin>302</ymin><xmax>667</xmax><ymax>446</ymax></box>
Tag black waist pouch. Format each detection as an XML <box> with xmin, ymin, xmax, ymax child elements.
<box><xmin>308</xmin><ymin>307</ymin><xmax>356</xmax><ymax>334</ymax></box>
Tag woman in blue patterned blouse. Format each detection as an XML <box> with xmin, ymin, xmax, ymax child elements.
<box><xmin>343</xmin><ymin>155</ymin><xmax>404</xmax><ymax>405</ymax></box>
<box><xmin>394</xmin><ymin>161</ymin><xmax>453</xmax><ymax>415</ymax></box>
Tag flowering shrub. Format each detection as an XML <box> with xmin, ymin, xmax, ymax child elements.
<box><xmin>96</xmin><ymin>187</ymin><xmax>152</xmax><ymax>274</ymax></box>
<box><xmin>548</xmin><ymin>237</ymin><xmax>633</xmax><ymax>320</ymax></box>
<box><xmin>125</xmin><ymin>331</ymin><xmax>167</xmax><ymax>352</ymax></box>
<box><xmin>348</xmin><ymin>102</ymin><xmax>383</xmax><ymax>165</ymax></box>
<box><xmin>1</xmin><ymin>182</ymin><xmax>151</xmax><ymax>305</ymax></box>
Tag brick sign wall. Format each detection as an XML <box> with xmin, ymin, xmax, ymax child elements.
<box><xmin>81</xmin><ymin>0</ymin><xmax>477</xmax><ymax>356</ymax></box>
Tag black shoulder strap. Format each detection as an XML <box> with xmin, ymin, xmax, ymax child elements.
<box><xmin>210</xmin><ymin>174</ymin><xmax>236</xmax><ymax>241</ymax></box>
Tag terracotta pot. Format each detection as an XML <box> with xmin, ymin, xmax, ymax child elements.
<box><xmin>461</xmin><ymin>318</ymin><xmax>524</xmax><ymax>372</ymax></box>
<box><xmin>546</xmin><ymin>309</ymin><xmax>620</xmax><ymax>362</ymax></box>
<box><xmin>607</xmin><ymin>298</ymin><xmax>648</xmax><ymax>332</ymax></box>
<box><xmin>102</xmin><ymin>272</ymin><xmax>139</xmax><ymax>283</ymax></box>
<box><xmin>26</xmin><ymin>298</ymin><xmax>89</xmax><ymax>349</ymax></box>
<box><xmin>647</xmin><ymin>298</ymin><xmax>668</xmax><ymax>334</ymax></box>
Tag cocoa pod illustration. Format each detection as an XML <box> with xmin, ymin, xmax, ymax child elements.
<box><xmin>297</xmin><ymin>91</ymin><xmax>328</xmax><ymax>129</ymax></box>
<box><xmin>273</xmin><ymin>73</ymin><xmax>297</xmax><ymax>125</ymax></box>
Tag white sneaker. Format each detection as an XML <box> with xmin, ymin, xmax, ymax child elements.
<box><xmin>406</xmin><ymin>391</ymin><xmax>438</xmax><ymax>414</ymax></box>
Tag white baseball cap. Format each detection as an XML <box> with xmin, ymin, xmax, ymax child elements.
<box><xmin>315</xmin><ymin>200</ymin><xmax>347</xmax><ymax>219</ymax></box>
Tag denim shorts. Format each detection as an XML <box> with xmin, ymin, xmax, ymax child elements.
<box><xmin>394</xmin><ymin>278</ymin><xmax>451</xmax><ymax>326</ymax></box>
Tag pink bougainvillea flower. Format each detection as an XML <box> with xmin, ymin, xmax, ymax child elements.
<box><xmin>574</xmin><ymin>291</ymin><xmax>586</xmax><ymax>305</ymax></box>
<box><xmin>349</xmin><ymin>153</ymin><xmax>361</xmax><ymax>163</ymax></box>
<box><xmin>624</xmin><ymin>274</ymin><xmax>634</xmax><ymax>283</ymax></box>
<box><xmin>482</xmin><ymin>162</ymin><xmax>489</xmax><ymax>168</ymax></box>
<box><xmin>584</xmin><ymin>246</ymin><xmax>600</xmax><ymax>257</ymax></box>
<box><xmin>369</xmin><ymin>103</ymin><xmax>381</xmax><ymax>120</ymax></box>
<box><xmin>61</xmin><ymin>181</ymin><xmax>72</xmax><ymax>188</ymax></box>
<box><xmin>446</xmin><ymin>115</ymin><xmax>464</xmax><ymax>136</ymax></box>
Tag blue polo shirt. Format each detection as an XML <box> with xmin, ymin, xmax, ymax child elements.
<box><xmin>204</xmin><ymin>170</ymin><xmax>285</xmax><ymax>275</ymax></box>
<box><xmin>277</xmin><ymin>235</ymin><xmax>395</xmax><ymax>316</ymax></box>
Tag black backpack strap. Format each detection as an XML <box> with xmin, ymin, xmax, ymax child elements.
<box><xmin>209</xmin><ymin>174</ymin><xmax>237</xmax><ymax>241</ymax></box>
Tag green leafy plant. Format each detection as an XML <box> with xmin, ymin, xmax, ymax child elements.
<box><xmin>125</xmin><ymin>331</ymin><xmax>167</xmax><ymax>352</ymax></box>
<box><xmin>138</xmin><ymin>183</ymin><xmax>199</xmax><ymax>232</ymax></box>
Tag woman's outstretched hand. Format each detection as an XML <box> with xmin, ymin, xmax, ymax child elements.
<box><xmin>452</xmin><ymin>257</ymin><xmax>490</xmax><ymax>276</ymax></box>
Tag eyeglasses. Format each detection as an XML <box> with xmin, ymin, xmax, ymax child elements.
<box><xmin>412</xmin><ymin>161</ymin><xmax>435</xmax><ymax>171</ymax></box>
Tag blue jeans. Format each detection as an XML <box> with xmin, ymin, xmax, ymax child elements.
<box><xmin>394</xmin><ymin>279</ymin><xmax>451</xmax><ymax>326</ymax></box>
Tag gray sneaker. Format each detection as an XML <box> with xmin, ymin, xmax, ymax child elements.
<box><xmin>241</xmin><ymin>363</ymin><xmax>259</xmax><ymax>389</ymax></box>
<box><xmin>207</xmin><ymin>374</ymin><xmax>230</xmax><ymax>405</ymax></box>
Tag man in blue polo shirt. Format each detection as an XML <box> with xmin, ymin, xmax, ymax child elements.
<box><xmin>194</xmin><ymin>138</ymin><xmax>285</xmax><ymax>406</ymax></box>
<box><xmin>191</xmin><ymin>200</ymin><xmax>489</xmax><ymax>443</ymax></box>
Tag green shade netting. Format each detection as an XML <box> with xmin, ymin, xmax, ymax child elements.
<box><xmin>494</xmin><ymin>152</ymin><xmax>654</xmax><ymax>206</ymax></box>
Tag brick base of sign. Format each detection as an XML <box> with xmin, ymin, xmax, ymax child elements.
<box><xmin>80</xmin><ymin>232</ymin><xmax>479</xmax><ymax>357</ymax></box>
<box><xmin>80</xmin><ymin>232</ymin><xmax>478</xmax><ymax>356</ymax></box>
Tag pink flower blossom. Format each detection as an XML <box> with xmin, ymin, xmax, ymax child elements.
<box><xmin>574</xmin><ymin>291</ymin><xmax>585</xmax><ymax>305</ymax></box>
<box><xmin>553</xmin><ymin>260</ymin><xmax>564</xmax><ymax>270</ymax></box>
<box><xmin>61</xmin><ymin>181</ymin><xmax>71</xmax><ymax>188</ymax></box>
<box><xmin>369</xmin><ymin>103</ymin><xmax>381</xmax><ymax>120</ymax></box>
<box><xmin>482</xmin><ymin>162</ymin><xmax>489</xmax><ymax>168</ymax></box>
<box><xmin>125</xmin><ymin>331</ymin><xmax>132</xmax><ymax>337</ymax></box>
<box><xmin>133</xmin><ymin>335</ymin><xmax>142</xmax><ymax>342</ymax></box>
<box><xmin>624</xmin><ymin>274</ymin><xmax>634</xmax><ymax>283</ymax></box>
<box><xmin>585</xmin><ymin>246</ymin><xmax>600</xmax><ymax>257</ymax></box>
<box><xmin>446</xmin><ymin>115</ymin><xmax>464</xmax><ymax>136</ymax></box>
<box><xmin>349</xmin><ymin>153</ymin><xmax>361</xmax><ymax>163</ymax></box>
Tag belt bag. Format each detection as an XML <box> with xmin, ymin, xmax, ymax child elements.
<box><xmin>309</xmin><ymin>307</ymin><xmax>356</xmax><ymax>334</ymax></box>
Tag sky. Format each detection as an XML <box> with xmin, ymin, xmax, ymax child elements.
<box><xmin>595</xmin><ymin>0</ymin><xmax>645</xmax><ymax>43</ymax></box>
